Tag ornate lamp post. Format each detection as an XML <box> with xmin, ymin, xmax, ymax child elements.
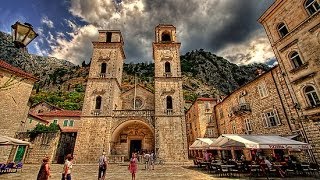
<box><xmin>11</xmin><ymin>21</ymin><xmax>38</xmax><ymax>48</ymax></box>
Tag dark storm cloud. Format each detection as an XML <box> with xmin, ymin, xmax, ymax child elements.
<box><xmin>55</xmin><ymin>0</ymin><xmax>275</xmax><ymax>64</ymax></box>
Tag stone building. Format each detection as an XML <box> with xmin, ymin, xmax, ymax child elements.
<box><xmin>0</xmin><ymin>60</ymin><xmax>38</xmax><ymax>162</ymax></box>
<box><xmin>185</xmin><ymin>98</ymin><xmax>217</xmax><ymax>148</ymax></box>
<box><xmin>37</xmin><ymin>110</ymin><xmax>81</xmax><ymax>132</ymax></box>
<box><xmin>74</xmin><ymin>25</ymin><xmax>188</xmax><ymax>163</ymax></box>
<box><xmin>19</xmin><ymin>112</ymin><xmax>49</xmax><ymax>132</ymax></box>
<box><xmin>213</xmin><ymin>66</ymin><xmax>311</xmax><ymax>161</ymax></box>
<box><xmin>259</xmin><ymin>0</ymin><xmax>320</xmax><ymax>161</ymax></box>
<box><xmin>29</xmin><ymin>101</ymin><xmax>62</xmax><ymax>114</ymax></box>
<box><xmin>215</xmin><ymin>66</ymin><xmax>297</xmax><ymax>136</ymax></box>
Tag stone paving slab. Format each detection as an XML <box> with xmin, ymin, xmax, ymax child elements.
<box><xmin>0</xmin><ymin>163</ymin><xmax>319</xmax><ymax>180</ymax></box>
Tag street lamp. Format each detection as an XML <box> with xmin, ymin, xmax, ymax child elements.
<box><xmin>11</xmin><ymin>21</ymin><xmax>38</xmax><ymax>48</ymax></box>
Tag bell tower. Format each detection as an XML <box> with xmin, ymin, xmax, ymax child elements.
<box><xmin>153</xmin><ymin>24</ymin><xmax>188</xmax><ymax>162</ymax></box>
<box><xmin>74</xmin><ymin>30</ymin><xmax>125</xmax><ymax>163</ymax></box>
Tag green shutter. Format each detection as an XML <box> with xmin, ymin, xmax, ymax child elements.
<box><xmin>63</xmin><ymin>120</ymin><xmax>68</xmax><ymax>126</ymax></box>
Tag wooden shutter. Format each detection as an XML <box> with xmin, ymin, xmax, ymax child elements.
<box><xmin>273</xmin><ymin>108</ymin><xmax>281</xmax><ymax>125</ymax></box>
<box><xmin>261</xmin><ymin>113</ymin><xmax>269</xmax><ymax>128</ymax></box>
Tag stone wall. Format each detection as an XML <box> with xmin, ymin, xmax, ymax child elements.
<box><xmin>215</xmin><ymin>67</ymin><xmax>296</xmax><ymax>136</ymax></box>
<box><xmin>73</xmin><ymin>117</ymin><xmax>111</xmax><ymax>163</ymax></box>
<box><xmin>185</xmin><ymin>98</ymin><xmax>217</xmax><ymax>149</ymax></box>
<box><xmin>259</xmin><ymin>0</ymin><xmax>320</xmax><ymax>162</ymax></box>
<box><xmin>121</xmin><ymin>85</ymin><xmax>154</xmax><ymax>110</ymax></box>
<box><xmin>23</xmin><ymin>132</ymin><xmax>60</xmax><ymax>164</ymax></box>
<box><xmin>0</xmin><ymin>69</ymin><xmax>35</xmax><ymax>162</ymax></box>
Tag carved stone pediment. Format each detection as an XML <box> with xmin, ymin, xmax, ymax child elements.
<box><xmin>97</xmin><ymin>51</ymin><xmax>112</xmax><ymax>62</ymax></box>
<box><xmin>161</xmin><ymin>88</ymin><xmax>175</xmax><ymax>96</ymax></box>
<box><xmin>92</xmin><ymin>89</ymin><xmax>106</xmax><ymax>95</ymax></box>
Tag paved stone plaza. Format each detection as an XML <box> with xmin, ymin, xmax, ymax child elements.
<box><xmin>1</xmin><ymin>163</ymin><xmax>319</xmax><ymax>180</ymax></box>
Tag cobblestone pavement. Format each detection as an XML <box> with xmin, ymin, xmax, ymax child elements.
<box><xmin>1</xmin><ymin>163</ymin><xmax>319</xmax><ymax>180</ymax></box>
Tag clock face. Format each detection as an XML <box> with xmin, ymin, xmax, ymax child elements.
<box><xmin>133</xmin><ymin>97</ymin><xmax>143</xmax><ymax>109</ymax></box>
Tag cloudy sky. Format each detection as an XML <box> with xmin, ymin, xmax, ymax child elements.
<box><xmin>0</xmin><ymin>0</ymin><xmax>277</xmax><ymax>66</ymax></box>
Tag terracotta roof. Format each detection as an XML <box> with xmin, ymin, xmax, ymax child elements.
<box><xmin>30</xmin><ymin>101</ymin><xmax>62</xmax><ymax>110</ymax></box>
<box><xmin>28</xmin><ymin>112</ymin><xmax>49</xmax><ymax>124</ymax></box>
<box><xmin>0</xmin><ymin>60</ymin><xmax>38</xmax><ymax>81</ymax></box>
<box><xmin>61</xmin><ymin>128</ymin><xmax>78</xmax><ymax>133</ymax></box>
<box><xmin>38</xmin><ymin>110</ymin><xmax>81</xmax><ymax>117</ymax></box>
<box><xmin>196</xmin><ymin>98</ymin><xmax>215</xmax><ymax>101</ymax></box>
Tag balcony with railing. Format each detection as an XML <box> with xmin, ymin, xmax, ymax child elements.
<box><xmin>91</xmin><ymin>109</ymin><xmax>102</xmax><ymax>116</ymax></box>
<box><xmin>232</xmin><ymin>103</ymin><xmax>251</xmax><ymax>115</ymax></box>
<box><xmin>113</xmin><ymin>110</ymin><xmax>155</xmax><ymax>117</ymax></box>
<box><xmin>99</xmin><ymin>73</ymin><xmax>106</xmax><ymax>78</ymax></box>
<box><xmin>166</xmin><ymin>109</ymin><xmax>173</xmax><ymax>115</ymax></box>
<box><xmin>163</xmin><ymin>72</ymin><xmax>172</xmax><ymax>77</ymax></box>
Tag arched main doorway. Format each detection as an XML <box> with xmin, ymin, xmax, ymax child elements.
<box><xmin>110</xmin><ymin>120</ymin><xmax>154</xmax><ymax>159</ymax></box>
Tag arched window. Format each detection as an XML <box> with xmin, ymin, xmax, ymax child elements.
<box><xmin>165</xmin><ymin>62</ymin><xmax>171</xmax><ymax>73</ymax></box>
<box><xmin>305</xmin><ymin>86</ymin><xmax>320</xmax><ymax>107</ymax></box>
<box><xmin>101</xmin><ymin>63</ymin><xmax>107</xmax><ymax>73</ymax></box>
<box><xmin>161</xmin><ymin>32</ymin><xmax>171</xmax><ymax>41</ymax></box>
<box><xmin>305</xmin><ymin>0</ymin><xmax>320</xmax><ymax>15</ymax></box>
<box><xmin>290</xmin><ymin>51</ymin><xmax>303</xmax><ymax>68</ymax></box>
<box><xmin>278</xmin><ymin>23</ymin><xmax>289</xmax><ymax>37</ymax></box>
<box><xmin>166</xmin><ymin>96</ymin><xmax>173</xmax><ymax>110</ymax></box>
<box><xmin>95</xmin><ymin>96</ymin><xmax>102</xmax><ymax>109</ymax></box>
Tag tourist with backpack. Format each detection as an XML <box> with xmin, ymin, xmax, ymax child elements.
<box><xmin>98</xmin><ymin>152</ymin><xmax>108</xmax><ymax>180</ymax></box>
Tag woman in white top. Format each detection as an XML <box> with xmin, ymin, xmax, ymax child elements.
<box><xmin>62</xmin><ymin>154</ymin><xmax>73</xmax><ymax>180</ymax></box>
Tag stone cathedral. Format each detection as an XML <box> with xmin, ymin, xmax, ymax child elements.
<box><xmin>74</xmin><ymin>24</ymin><xmax>188</xmax><ymax>163</ymax></box>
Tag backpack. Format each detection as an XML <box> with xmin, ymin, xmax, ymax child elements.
<box><xmin>99</xmin><ymin>156</ymin><xmax>107</xmax><ymax>169</ymax></box>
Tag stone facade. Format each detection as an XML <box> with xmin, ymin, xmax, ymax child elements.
<box><xmin>259</xmin><ymin>0</ymin><xmax>320</xmax><ymax>161</ymax></box>
<box><xmin>0</xmin><ymin>60</ymin><xmax>37</xmax><ymax>162</ymax></box>
<box><xmin>185</xmin><ymin>98</ymin><xmax>217</xmax><ymax>149</ymax></box>
<box><xmin>29</xmin><ymin>101</ymin><xmax>62</xmax><ymax>114</ymax></box>
<box><xmin>36</xmin><ymin>110</ymin><xmax>81</xmax><ymax>132</ymax></box>
<box><xmin>74</xmin><ymin>25</ymin><xmax>188</xmax><ymax>163</ymax></box>
<box><xmin>17</xmin><ymin>132</ymin><xmax>61</xmax><ymax>164</ymax></box>
<box><xmin>153</xmin><ymin>24</ymin><xmax>188</xmax><ymax>162</ymax></box>
<box><xmin>19</xmin><ymin>113</ymin><xmax>49</xmax><ymax>132</ymax></box>
<box><xmin>214</xmin><ymin>66</ymin><xmax>298</xmax><ymax>136</ymax></box>
<box><xmin>212</xmin><ymin>66</ymin><xmax>310</xmax><ymax>161</ymax></box>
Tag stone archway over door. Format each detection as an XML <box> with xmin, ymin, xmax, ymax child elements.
<box><xmin>110</xmin><ymin>120</ymin><xmax>155</xmax><ymax>159</ymax></box>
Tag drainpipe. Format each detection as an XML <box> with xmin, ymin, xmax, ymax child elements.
<box><xmin>271</xmin><ymin>69</ymin><xmax>292</xmax><ymax>132</ymax></box>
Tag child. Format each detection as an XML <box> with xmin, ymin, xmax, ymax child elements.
<box><xmin>128</xmin><ymin>153</ymin><xmax>138</xmax><ymax>180</ymax></box>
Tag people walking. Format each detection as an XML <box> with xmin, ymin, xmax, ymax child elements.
<box><xmin>37</xmin><ymin>156</ymin><xmax>51</xmax><ymax>180</ymax></box>
<box><xmin>98</xmin><ymin>152</ymin><xmax>108</xmax><ymax>180</ymax></box>
<box><xmin>143</xmin><ymin>151</ymin><xmax>150</xmax><ymax>170</ymax></box>
<box><xmin>62</xmin><ymin>154</ymin><xmax>73</xmax><ymax>180</ymax></box>
<box><xmin>150</xmin><ymin>151</ymin><xmax>155</xmax><ymax>170</ymax></box>
<box><xmin>128</xmin><ymin>153</ymin><xmax>138</xmax><ymax>180</ymax></box>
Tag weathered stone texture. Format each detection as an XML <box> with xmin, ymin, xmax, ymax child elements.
<box><xmin>185</xmin><ymin>98</ymin><xmax>217</xmax><ymax>148</ymax></box>
<box><xmin>0</xmin><ymin>69</ymin><xmax>35</xmax><ymax>162</ymax></box>
<box><xmin>259</xmin><ymin>0</ymin><xmax>320</xmax><ymax>161</ymax></box>
<box><xmin>22</xmin><ymin>132</ymin><xmax>60</xmax><ymax>164</ymax></box>
<box><xmin>215</xmin><ymin>67</ymin><xmax>296</xmax><ymax>136</ymax></box>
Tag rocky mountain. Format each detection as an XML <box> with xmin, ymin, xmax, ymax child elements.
<box><xmin>0</xmin><ymin>31</ymin><xmax>269</xmax><ymax>109</ymax></box>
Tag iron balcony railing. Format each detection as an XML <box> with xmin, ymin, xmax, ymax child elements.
<box><xmin>232</xmin><ymin>103</ymin><xmax>251</xmax><ymax>115</ymax></box>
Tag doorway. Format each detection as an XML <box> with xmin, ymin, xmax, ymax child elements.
<box><xmin>55</xmin><ymin>132</ymin><xmax>77</xmax><ymax>164</ymax></box>
<box><xmin>130</xmin><ymin>140</ymin><xmax>142</xmax><ymax>157</ymax></box>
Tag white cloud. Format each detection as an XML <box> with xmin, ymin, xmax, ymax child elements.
<box><xmin>217</xmin><ymin>30</ymin><xmax>275</xmax><ymax>65</ymax></box>
<box><xmin>41</xmin><ymin>16</ymin><xmax>54</xmax><ymax>28</ymax></box>
<box><xmin>49</xmin><ymin>25</ymin><xmax>98</xmax><ymax>65</ymax></box>
<box><xmin>33</xmin><ymin>41</ymin><xmax>48</xmax><ymax>56</ymax></box>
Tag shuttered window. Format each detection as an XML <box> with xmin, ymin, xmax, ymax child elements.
<box><xmin>262</xmin><ymin>108</ymin><xmax>281</xmax><ymax>128</ymax></box>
